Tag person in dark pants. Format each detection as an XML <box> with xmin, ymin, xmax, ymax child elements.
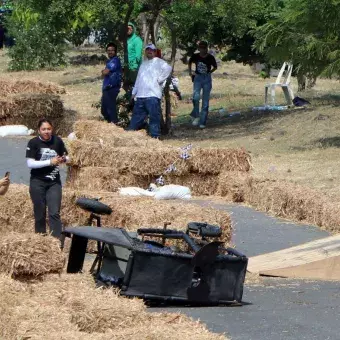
<box><xmin>128</xmin><ymin>43</ymin><xmax>172</xmax><ymax>138</ymax></box>
<box><xmin>101</xmin><ymin>42</ymin><xmax>122</xmax><ymax>124</ymax></box>
<box><xmin>26</xmin><ymin>119</ymin><xmax>68</xmax><ymax>238</ymax></box>
<box><xmin>189</xmin><ymin>41</ymin><xmax>217</xmax><ymax>129</ymax></box>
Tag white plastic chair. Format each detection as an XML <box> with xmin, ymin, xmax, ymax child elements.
<box><xmin>265</xmin><ymin>62</ymin><xmax>294</xmax><ymax>106</ymax></box>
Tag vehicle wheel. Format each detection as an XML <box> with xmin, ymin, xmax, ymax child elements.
<box><xmin>76</xmin><ymin>197</ymin><xmax>112</xmax><ymax>215</ymax></box>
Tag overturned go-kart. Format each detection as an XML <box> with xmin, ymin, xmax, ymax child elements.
<box><xmin>62</xmin><ymin>197</ymin><xmax>248</xmax><ymax>306</ymax></box>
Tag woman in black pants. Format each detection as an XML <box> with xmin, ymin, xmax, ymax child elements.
<box><xmin>26</xmin><ymin>118</ymin><xmax>68</xmax><ymax>238</ymax></box>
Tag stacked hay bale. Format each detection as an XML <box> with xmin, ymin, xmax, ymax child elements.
<box><xmin>66</xmin><ymin>120</ymin><xmax>252</xmax><ymax>199</ymax></box>
<box><xmin>0</xmin><ymin>79</ymin><xmax>75</xmax><ymax>136</ymax></box>
<box><xmin>1</xmin><ymin>184</ymin><xmax>232</xmax><ymax>244</ymax></box>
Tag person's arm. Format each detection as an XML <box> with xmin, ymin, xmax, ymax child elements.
<box><xmin>188</xmin><ymin>57</ymin><xmax>193</xmax><ymax>76</ymax></box>
<box><xmin>102</xmin><ymin>57</ymin><xmax>121</xmax><ymax>76</ymax></box>
<box><xmin>209</xmin><ymin>55</ymin><xmax>217</xmax><ymax>74</ymax></box>
<box><xmin>131</xmin><ymin>67</ymin><xmax>142</xmax><ymax>99</ymax></box>
<box><xmin>157</xmin><ymin>60</ymin><xmax>172</xmax><ymax>85</ymax></box>
<box><xmin>27</xmin><ymin>158</ymin><xmax>61</xmax><ymax>169</ymax></box>
<box><xmin>59</xmin><ymin>138</ymin><xmax>69</xmax><ymax>163</ymax></box>
<box><xmin>135</xmin><ymin>37</ymin><xmax>143</xmax><ymax>67</ymax></box>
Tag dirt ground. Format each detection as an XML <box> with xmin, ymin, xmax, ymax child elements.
<box><xmin>2</xmin><ymin>47</ymin><xmax>340</xmax><ymax>200</ymax></box>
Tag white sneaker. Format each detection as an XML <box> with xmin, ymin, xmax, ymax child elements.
<box><xmin>199</xmin><ymin>124</ymin><xmax>206</xmax><ymax>129</ymax></box>
<box><xmin>192</xmin><ymin>118</ymin><xmax>200</xmax><ymax>126</ymax></box>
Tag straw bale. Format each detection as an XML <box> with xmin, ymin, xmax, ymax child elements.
<box><xmin>0</xmin><ymin>232</ymin><xmax>65</xmax><ymax>279</ymax></box>
<box><xmin>244</xmin><ymin>178</ymin><xmax>331</xmax><ymax>228</ymax></box>
<box><xmin>66</xmin><ymin>166</ymin><xmax>220</xmax><ymax>195</ymax></box>
<box><xmin>0</xmin><ymin>79</ymin><xmax>65</xmax><ymax>97</ymax></box>
<box><xmin>0</xmin><ymin>274</ymin><xmax>29</xmax><ymax>338</ymax></box>
<box><xmin>188</xmin><ymin>147</ymin><xmax>251</xmax><ymax>174</ymax></box>
<box><xmin>61</xmin><ymin>192</ymin><xmax>232</xmax><ymax>244</ymax></box>
<box><xmin>216</xmin><ymin>171</ymin><xmax>251</xmax><ymax>202</ymax></box>
<box><xmin>74</xmin><ymin>119</ymin><xmax>161</xmax><ymax>147</ymax></box>
<box><xmin>0</xmin><ymin>184</ymin><xmax>34</xmax><ymax>234</ymax></box>
<box><xmin>0</xmin><ymin>94</ymin><xmax>64</xmax><ymax>120</ymax></box>
<box><xmin>68</xmin><ymin>140</ymin><xmax>188</xmax><ymax>175</ymax></box>
<box><xmin>66</xmin><ymin>166</ymin><xmax>146</xmax><ymax>192</ymax></box>
<box><xmin>0</xmin><ymin>185</ymin><xmax>232</xmax><ymax>243</ymax></box>
<box><xmin>0</xmin><ymin>272</ymin><xmax>227</xmax><ymax>340</ymax></box>
<box><xmin>68</xmin><ymin>139</ymin><xmax>251</xmax><ymax>176</ymax></box>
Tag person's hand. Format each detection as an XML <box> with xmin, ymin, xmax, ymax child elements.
<box><xmin>0</xmin><ymin>177</ymin><xmax>10</xmax><ymax>187</ymax></box>
<box><xmin>102</xmin><ymin>68</ymin><xmax>110</xmax><ymax>76</ymax></box>
<box><xmin>50</xmin><ymin>157</ymin><xmax>63</xmax><ymax>166</ymax></box>
<box><xmin>130</xmin><ymin>95</ymin><xmax>136</xmax><ymax>104</ymax></box>
<box><xmin>0</xmin><ymin>176</ymin><xmax>10</xmax><ymax>196</ymax></box>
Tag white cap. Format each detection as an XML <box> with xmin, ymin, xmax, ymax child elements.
<box><xmin>145</xmin><ymin>43</ymin><xmax>157</xmax><ymax>51</ymax></box>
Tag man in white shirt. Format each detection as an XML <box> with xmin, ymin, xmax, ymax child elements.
<box><xmin>128</xmin><ymin>43</ymin><xmax>172</xmax><ymax>138</ymax></box>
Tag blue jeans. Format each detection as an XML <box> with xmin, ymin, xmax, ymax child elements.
<box><xmin>101</xmin><ymin>87</ymin><xmax>120</xmax><ymax>123</ymax></box>
<box><xmin>128</xmin><ymin>97</ymin><xmax>161</xmax><ymax>138</ymax></box>
<box><xmin>190</xmin><ymin>74</ymin><xmax>212</xmax><ymax>126</ymax></box>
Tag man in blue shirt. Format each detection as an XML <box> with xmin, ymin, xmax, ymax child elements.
<box><xmin>101</xmin><ymin>43</ymin><xmax>122</xmax><ymax>124</ymax></box>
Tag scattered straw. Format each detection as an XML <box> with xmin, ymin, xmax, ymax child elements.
<box><xmin>0</xmin><ymin>232</ymin><xmax>65</xmax><ymax>279</ymax></box>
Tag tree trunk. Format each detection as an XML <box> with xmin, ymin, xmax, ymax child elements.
<box><xmin>297</xmin><ymin>73</ymin><xmax>306</xmax><ymax>92</ymax></box>
<box><xmin>307</xmin><ymin>75</ymin><xmax>317</xmax><ymax>89</ymax></box>
<box><xmin>163</xmin><ymin>25</ymin><xmax>177</xmax><ymax>135</ymax></box>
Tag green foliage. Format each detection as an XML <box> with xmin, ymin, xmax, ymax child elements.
<box><xmin>254</xmin><ymin>0</ymin><xmax>340</xmax><ymax>79</ymax></box>
<box><xmin>7</xmin><ymin>6</ymin><xmax>67</xmax><ymax>70</ymax></box>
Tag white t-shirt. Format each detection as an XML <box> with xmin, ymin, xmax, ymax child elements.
<box><xmin>132</xmin><ymin>57</ymin><xmax>172</xmax><ymax>99</ymax></box>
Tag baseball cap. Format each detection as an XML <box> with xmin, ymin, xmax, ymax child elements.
<box><xmin>145</xmin><ymin>43</ymin><xmax>157</xmax><ymax>51</ymax></box>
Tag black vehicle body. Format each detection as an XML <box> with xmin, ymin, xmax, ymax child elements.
<box><xmin>62</xmin><ymin>198</ymin><xmax>248</xmax><ymax>305</ymax></box>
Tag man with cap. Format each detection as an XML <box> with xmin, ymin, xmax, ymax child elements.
<box><xmin>128</xmin><ymin>43</ymin><xmax>172</xmax><ymax>138</ymax></box>
<box><xmin>126</xmin><ymin>22</ymin><xmax>143</xmax><ymax>87</ymax></box>
<box><xmin>189</xmin><ymin>40</ymin><xmax>217</xmax><ymax>129</ymax></box>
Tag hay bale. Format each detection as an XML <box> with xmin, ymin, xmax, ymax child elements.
<box><xmin>0</xmin><ymin>79</ymin><xmax>65</xmax><ymax>97</ymax></box>
<box><xmin>74</xmin><ymin>120</ymin><xmax>161</xmax><ymax>147</ymax></box>
<box><xmin>68</xmin><ymin>140</ymin><xmax>251</xmax><ymax>176</ymax></box>
<box><xmin>2</xmin><ymin>185</ymin><xmax>232</xmax><ymax>244</ymax></box>
<box><xmin>0</xmin><ymin>274</ymin><xmax>29</xmax><ymax>338</ymax></box>
<box><xmin>0</xmin><ymin>273</ymin><xmax>227</xmax><ymax>340</ymax></box>
<box><xmin>0</xmin><ymin>184</ymin><xmax>34</xmax><ymax>234</ymax></box>
<box><xmin>0</xmin><ymin>94</ymin><xmax>64</xmax><ymax>127</ymax></box>
<box><xmin>216</xmin><ymin>171</ymin><xmax>251</xmax><ymax>202</ymax></box>
<box><xmin>61</xmin><ymin>191</ymin><xmax>232</xmax><ymax>244</ymax></box>
<box><xmin>66</xmin><ymin>166</ymin><xmax>220</xmax><ymax>196</ymax></box>
<box><xmin>68</xmin><ymin>140</ymin><xmax>187</xmax><ymax>175</ymax></box>
<box><xmin>244</xmin><ymin>178</ymin><xmax>329</xmax><ymax>228</ymax></box>
<box><xmin>189</xmin><ymin>147</ymin><xmax>251</xmax><ymax>174</ymax></box>
<box><xmin>0</xmin><ymin>233</ymin><xmax>65</xmax><ymax>279</ymax></box>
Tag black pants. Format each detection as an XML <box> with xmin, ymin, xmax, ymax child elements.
<box><xmin>29</xmin><ymin>178</ymin><xmax>63</xmax><ymax>238</ymax></box>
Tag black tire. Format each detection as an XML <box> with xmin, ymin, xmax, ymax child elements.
<box><xmin>76</xmin><ymin>197</ymin><xmax>112</xmax><ymax>215</ymax></box>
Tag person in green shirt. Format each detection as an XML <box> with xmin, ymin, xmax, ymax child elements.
<box><xmin>126</xmin><ymin>22</ymin><xmax>143</xmax><ymax>87</ymax></box>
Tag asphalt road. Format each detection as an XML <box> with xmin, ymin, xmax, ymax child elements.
<box><xmin>2</xmin><ymin>137</ymin><xmax>340</xmax><ymax>340</ymax></box>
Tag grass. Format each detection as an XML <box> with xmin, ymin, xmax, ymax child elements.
<box><xmin>2</xmin><ymin>47</ymin><xmax>340</xmax><ymax>201</ymax></box>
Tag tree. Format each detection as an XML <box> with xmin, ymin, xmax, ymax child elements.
<box><xmin>254</xmin><ymin>0</ymin><xmax>340</xmax><ymax>89</ymax></box>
